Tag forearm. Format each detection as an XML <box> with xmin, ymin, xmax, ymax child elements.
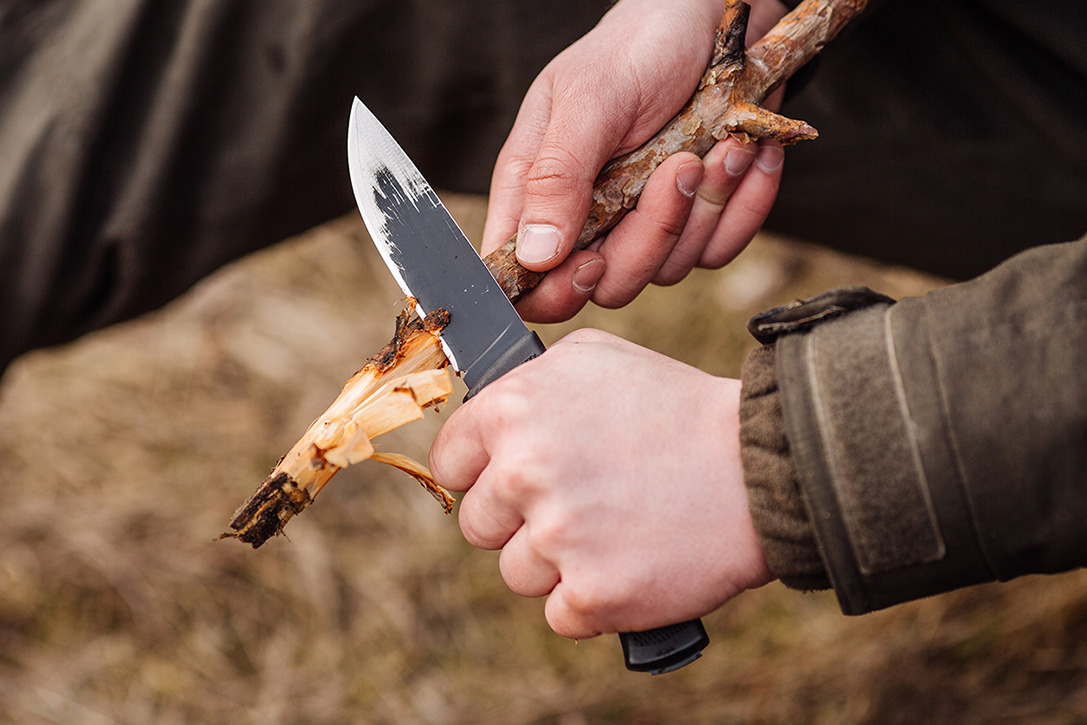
<box><xmin>740</xmin><ymin>236</ymin><xmax>1087</xmax><ymax>613</ymax></box>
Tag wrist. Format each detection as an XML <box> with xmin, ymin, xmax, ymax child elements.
<box><xmin>704</xmin><ymin>374</ymin><xmax>777</xmax><ymax>599</ymax></box>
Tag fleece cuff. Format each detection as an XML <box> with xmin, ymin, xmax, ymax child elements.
<box><xmin>739</xmin><ymin>345</ymin><xmax>830</xmax><ymax>592</ymax></box>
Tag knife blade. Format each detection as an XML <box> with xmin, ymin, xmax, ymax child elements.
<box><xmin>347</xmin><ymin>96</ymin><xmax>708</xmax><ymax>674</ymax></box>
<box><xmin>347</xmin><ymin>97</ymin><xmax>545</xmax><ymax>398</ymax></box>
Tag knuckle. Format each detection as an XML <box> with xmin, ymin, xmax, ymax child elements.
<box><xmin>494</xmin><ymin>462</ymin><xmax>541</xmax><ymax>500</ymax></box>
<box><xmin>498</xmin><ymin>552</ymin><xmax>531</xmax><ymax>595</ymax></box>
<box><xmin>459</xmin><ymin>502</ymin><xmax>510</xmax><ymax>551</ymax></box>
<box><xmin>593</xmin><ymin>272</ymin><xmax>642</xmax><ymax>309</ymax></box>
<box><xmin>740</xmin><ymin>193</ymin><xmax>776</xmax><ymax>222</ymax></box>
<box><xmin>650</xmin><ymin>208</ymin><xmax>688</xmax><ymax>242</ymax></box>
<box><xmin>546</xmin><ymin>586</ymin><xmax>612</xmax><ymax>640</ymax></box>
<box><xmin>524</xmin><ymin>147</ymin><xmax>585</xmax><ymax>200</ymax></box>
<box><xmin>561</xmin><ymin>583</ymin><xmax>614</xmax><ymax>624</ymax></box>
<box><xmin>478</xmin><ymin>382</ymin><xmax>532</xmax><ymax>434</ymax></box>
<box><xmin>699</xmin><ymin>240</ymin><xmax>742</xmax><ymax>270</ymax></box>
<box><xmin>527</xmin><ymin>518</ymin><xmax>566</xmax><ymax>557</ymax></box>
<box><xmin>559</xmin><ymin>327</ymin><xmax>609</xmax><ymax>345</ymax></box>
<box><xmin>654</xmin><ymin>258</ymin><xmax>691</xmax><ymax>287</ymax></box>
<box><xmin>458</xmin><ymin>516</ymin><xmax>494</xmax><ymax>550</ymax></box>
<box><xmin>696</xmin><ymin>185</ymin><xmax>731</xmax><ymax>210</ymax></box>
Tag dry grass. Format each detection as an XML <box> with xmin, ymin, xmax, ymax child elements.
<box><xmin>1</xmin><ymin>194</ymin><xmax>1085</xmax><ymax>724</ymax></box>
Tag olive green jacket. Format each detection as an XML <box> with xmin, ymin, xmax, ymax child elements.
<box><xmin>740</xmin><ymin>237</ymin><xmax>1087</xmax><ymax>614</ymax></box>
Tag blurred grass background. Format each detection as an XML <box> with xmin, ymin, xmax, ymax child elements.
<box><xmin>1</xmin><ymin>194</ymin><xmax>1085</xmax><ymax>724</ymax></box>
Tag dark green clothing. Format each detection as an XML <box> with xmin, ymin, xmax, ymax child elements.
<box><xmin>0</xmin><ymin>0</ymin><xmax>611</xmax><ymax>371</ymax></box>
<box><xmin>771</xmin><ymin>0</ymin><xmax>1087</xmax><ymax>281</ymax></box>
<box><xmin>741</xmin><ymin>237</ymin><xmax>1087</xmax><ymax>613</ymax></box>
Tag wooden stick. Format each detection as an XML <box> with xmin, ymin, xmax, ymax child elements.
<box><xmin>222</xmin><ymin>0</ymin><xmax>868</xmax><ymax>548</ymax></box>
<box><xmin>221</xmin><ymin>306</ymin><xmax>454</xmax><ymax>547</ymax></box>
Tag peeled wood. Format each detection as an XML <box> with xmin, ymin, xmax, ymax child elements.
<box><xmin>221</xmin><ymin>306</ymin><xmax>455</xmax><ymax>547</ymax></box>
<box><xmin>222</xmin><ymin>0</ymin><xmax>867</xmax><ymax>548</ymax></box>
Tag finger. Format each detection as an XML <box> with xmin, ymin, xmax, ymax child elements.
<box><xmin>747</xmin><ymin>0</ymin><xmax>790</xmax><ymax>45</ymax></box>
<box><xmin>512</xmin><ymin>249</ymin><xmax>605</xmax><ymax>324</ymax></box>
<box><xmin>514</xmin><ymin>94</ymin><xmax>628</xmax><ymax>272</ymax></box>
<box><xmin>481</xmin><ymin>77</ymin><xmax>555</xmax><ymax>257</ymax></box>
<box><xmin>543</xmin><ymin>581</ymin><xmax>607</xmax><ymax>640</ymax></box>
<box><xmin>653</xmin><ymin>137</ymin><xmax>757</xmax><ymax>286</ymax></box>
<box><xmin>588</xmin><ymin>152</ymin><xmax>702</xmax><ymax>309</ymax></box>
<box><xmin>498</xmin><ymin>526</ymin><xmax>561</xmax><ymax>598</ymax></box>
<box><xmin>545</xmin><ymin>577</ymin><xmax>707</xmax><ymax>640</ymax></box>
<box><xmin>698</xmin><ymin>139</ymin><xmax>784</xmax><ymax>269</ymax></box>
<box><xmin>456</xmin><ymin>480</ymin><xmax>524</xmax><ymax>551</ymax></box>
<box><xmin>429</xmin><ymin>403</ymin><xmax>489</xmax><ymax>493</ymax></box>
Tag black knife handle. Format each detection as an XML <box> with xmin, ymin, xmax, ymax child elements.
<box><xmin>620</xmin><ymin>619</ymin><xmax>709</xmax><ymax>674</ymax></box>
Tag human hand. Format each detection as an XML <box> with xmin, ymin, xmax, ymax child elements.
<box><xmin>429</xmin><ymin>329</ymin><xmax>774</xmax><ymax>639</ymax></box>
<box><xmin>483</xmin><ymin>0</ymin><xmax>789</xmax><ymax>323</ymax></box>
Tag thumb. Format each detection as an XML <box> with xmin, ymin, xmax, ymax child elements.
<box><xmin>515</xmin><ymin>114</ymin><xmax>615</xmax><ymax>272</ymax></box>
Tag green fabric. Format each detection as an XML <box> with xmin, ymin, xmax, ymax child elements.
<box><xmin>0</xmin><ymin>0</ymin><xmax>612</xmax><ymax>372</ymax></box>
<box><xmin>739</xmin><ymin>346</ymin><xmax>830</xmax><ymax>592</ymax></box>
<box><xmin>744</xmin><ymin>237</ymin><xmax>1087</xmax><ymax>615</ymax></box>
<box><xmin>768</xmin><ymin>1</ymin><xmax>1087</xmax><ymax>281</ymax></box>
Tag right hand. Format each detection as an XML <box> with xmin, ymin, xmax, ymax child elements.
<box><xmin>482</xmin><ymin>0</ymin><xmax>789</xmax><ymax>323</ymax></box>
<box><xmin>429</xmin><ymin>329</ymin><xmax>775</xmax><ymax>639</ymax></box>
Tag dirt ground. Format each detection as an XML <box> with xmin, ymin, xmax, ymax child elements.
<box><xmin>1</xmin><ymin>194</ymin><xmax>1085</xmax><ymax>724</ymax></box>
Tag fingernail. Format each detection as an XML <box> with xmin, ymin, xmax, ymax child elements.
<box><xmin>676</xmin><ymin>160</ymin><xmax>703</xmax><ymax>197</ymax></box>
<box><xmin>572</xmin><ymin>258</ymin><xmax>605</xmax><ymax>293</ymax></box>
<box><xmin>725</xmin><ymin>145</ymin><xmax>757</xmax><ymax>176</ymax></box>
<box><xmin>755</xmin><ymin>145</ymin><xmax>784</xmax><ymax>173</ymax></box>
<box><xmin>517</xmin><ymin>224</ymin><xmax>562</xmax><ymax>265</ymax></box>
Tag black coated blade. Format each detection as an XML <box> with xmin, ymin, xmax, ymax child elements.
<box><xmin>347</xmin><ymin>97</ymin><xmax>529</xmax><ymax>376</ymax></box>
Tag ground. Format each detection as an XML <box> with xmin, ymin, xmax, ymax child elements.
<box><xmin>1</xmin><ymin>194</ymin><xmax>1085</xmax><ymax>724</ymax></box>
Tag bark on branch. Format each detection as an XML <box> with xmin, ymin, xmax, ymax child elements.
<box><xmin>223</xmin><ymin>0</ymin><xmax>868</xmax><ymax>548</ymax></box>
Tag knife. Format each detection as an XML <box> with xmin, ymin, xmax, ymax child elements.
<box><xmin>347</xmin><ymin>96</ymin><xmax>709</xmax><ymax>674</ymax></box>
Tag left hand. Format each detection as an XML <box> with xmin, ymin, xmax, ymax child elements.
<box><xmin>481</xmin><ymin>0</ymin><xmax>789</xmax><ymax>323</ymax></box>
<box><xmin>429</xmin><ymin>329</ymin><xmax>774</xmax><ymax>639</ymax></box>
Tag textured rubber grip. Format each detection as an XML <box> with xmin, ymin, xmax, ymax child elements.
<box><xmin>619</xmin><ymin>619</ymin><xmax>709</xmax><ymax>674</ymax></box>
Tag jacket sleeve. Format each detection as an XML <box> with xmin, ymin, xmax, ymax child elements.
<box><xmin>739</xmin><ymin>236</ymin><xmax>1087</xmax><ymax>614</ymax></box>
